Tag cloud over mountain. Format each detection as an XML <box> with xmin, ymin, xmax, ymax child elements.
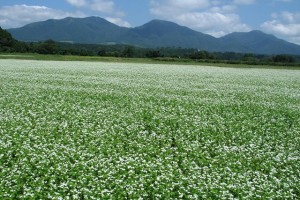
<box><xmin>150</xmin><ymin>0</ymin><xmax>251</xmax><ymax>37</ymax></box>
<box><xmin>261</xmin><ymin>11</ymin><xmax>300</xmax><ymax>44</ymax></box>
<box><xmin>65</xmin><ymin>0</ymin><xmax>130</xmax><ymax>27</ymax></box>
<box><xmin>0</xmin><ymin>4</ymin><xmax>83</xmax><ymax>28</ymax></box>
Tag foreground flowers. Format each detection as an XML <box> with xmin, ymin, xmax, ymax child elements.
<box><xmin>0</xmin><ymin>59</ymin><xmax>299</xmax><ymax>199</ymax></box>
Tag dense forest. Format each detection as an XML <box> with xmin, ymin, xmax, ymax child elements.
<box><xmin>1</xmin><ymin>26</ymin><xmax>300</xmax><ymax>66</ymax></box>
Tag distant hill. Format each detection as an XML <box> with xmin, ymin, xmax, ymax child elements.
<box><xmin>8</xmin><ymin>17</ymin><xmax>128</xmax><ymax>44</ymax></box>
<box><xmin>219</xmin><ymin>30</ymin><xmax>300</xmax><ymax>55</ymax></box>
<box><xmin>7</xmin><ymin>16</ymin><xmax>300</xmax><ymax>55</ymax></box>
<box><xmin>124</xmin><ymin>20</ymin><xmax>222</xmax><ymax>51</ymax></box>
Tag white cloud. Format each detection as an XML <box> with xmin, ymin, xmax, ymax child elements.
<box><xmin>66</xmin><ymin>0</ymin><xmax>87</xmax><ymax>7</ymax></box>
<box><xmin>210</xmin><ymin>5</ymin><xmax>237</xmax><ymax>13</ymax></box>
<box><xmin>90</xmin><ymin>0</ymin><xmax>124</xmax><ymax>17</ymax></box>
<box><xmin>150</xmin><ymin>0</ymin><xmax>210</xmax><ymax>15</ymax></box>
<box><xmin>66</xmin><ymin>0</ymin><xmax>123</xmax><ymax>17</ymax></box>
<box><xmin>176</xmin><ymin>12</ymin><xmax>250</xmax><ymax>37</ymax></box>
<box><xmin>150</xmin><ymin>0</ymin><xmax>250</xmax><ymax>37</ymax></box>
<box><xmin>261</xmin><ymin>11</ymin><xmax>300</xmax><ymax>44</ymax></box>
<box><xmin>0</xmin><ymin>4</ymin><xmax>84</xmax><ymax>28</ymax></box>
<box><xmin>168</xmin><ymin>0</ymin><xmax>211</xmax><ymax>10</ymax></box>
<box><xmin>105</xmin><ymin>17</ymin><xmax>131</xmax><ymax>27</ymax></box>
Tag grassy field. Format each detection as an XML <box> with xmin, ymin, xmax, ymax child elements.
<box><xmin>0</xmin><ymin>59</ymin><xmax>299</xmax><ymax>199</ymax></box>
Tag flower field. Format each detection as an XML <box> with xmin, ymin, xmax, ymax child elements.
<box><xmin>0</xmin><ymin>59</ymin><xmax>299</xmax><ymax>199</ymax></box>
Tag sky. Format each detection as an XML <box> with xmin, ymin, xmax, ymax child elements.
<box><xmin>0</xmin><ymin>0</ymin><xmax>300</xmax><ymax>44</ymax></box>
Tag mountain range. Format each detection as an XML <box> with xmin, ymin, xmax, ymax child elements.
<box><xmin>7</xmin><ymin>16</ymin><xmax>300</xmax><ymax>55</ymax></box>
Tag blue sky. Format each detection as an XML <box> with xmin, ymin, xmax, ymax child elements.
<box><xmin>0</xmin><ymin>0</ymin><xmax>300</xmax><ymax>44</ymax></box>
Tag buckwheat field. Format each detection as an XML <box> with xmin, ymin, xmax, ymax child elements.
<box><xmin>0</xmin><ymin>59</ymin><xmax>299</xmax><ymax>199</ymax></box>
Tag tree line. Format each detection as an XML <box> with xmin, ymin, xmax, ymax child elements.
<box><xmin>1</xmin><ymin>27</ymin><xmax>299</xmax><ymax>66</ymax></box>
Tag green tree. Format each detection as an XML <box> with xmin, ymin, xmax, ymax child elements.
<box><xmin>272</xmin><ymin>55</ymin><xmax>295</xmax><ymax>63</ymax></box>
<box><xmin>36</xmin><ymin>39</ymin><xmax>57</xmax><ymax>54</ymax></box>
<box><xmin>98</xmin><ymin>48</ymin><xmax>106</xmax><ymax>56</ymax></box>
<box><xmin>0</xmin><ymin>26</ymin><xmax>14</xmax><ymax>51</ymax></box>
<box><xmin>122</xmin><ymin>46</ymin><xmax>134</xmax><ymax>57</ymax></box>
<box><xmin>190</xmin><ymin>50</ymin><xmax>214</xmax><ymax>60</ymax></box>
<box><xmin>145</xmin><ymin>50</ymin><xmax>161</xmax><ymax>58</ymax></box>
<box><xmin>243</xmin><ymin>53</ymin><xmax>255</xmax><ymax>61</ymax></box>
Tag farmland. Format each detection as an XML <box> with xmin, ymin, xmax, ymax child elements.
<box><xmin>0</xmin><ymin>59</ymin><xmax>300</xmax><ymax>199</ymax></box>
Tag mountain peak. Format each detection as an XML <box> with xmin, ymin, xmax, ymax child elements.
<box><xmin>144</xmin><ymin>19</ymin><xmax>178</xmax><ymax>25</ymax></box>
<box><xmin>247</xmin><ymin>30</ymin><xmax>276</xmax><ymax>38</ymax></box>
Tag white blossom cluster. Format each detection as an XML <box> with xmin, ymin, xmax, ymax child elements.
<box><xmin>0</xmin><ymin>59</ymin><xmax>299</xmax><ymax>199</ymax></box>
